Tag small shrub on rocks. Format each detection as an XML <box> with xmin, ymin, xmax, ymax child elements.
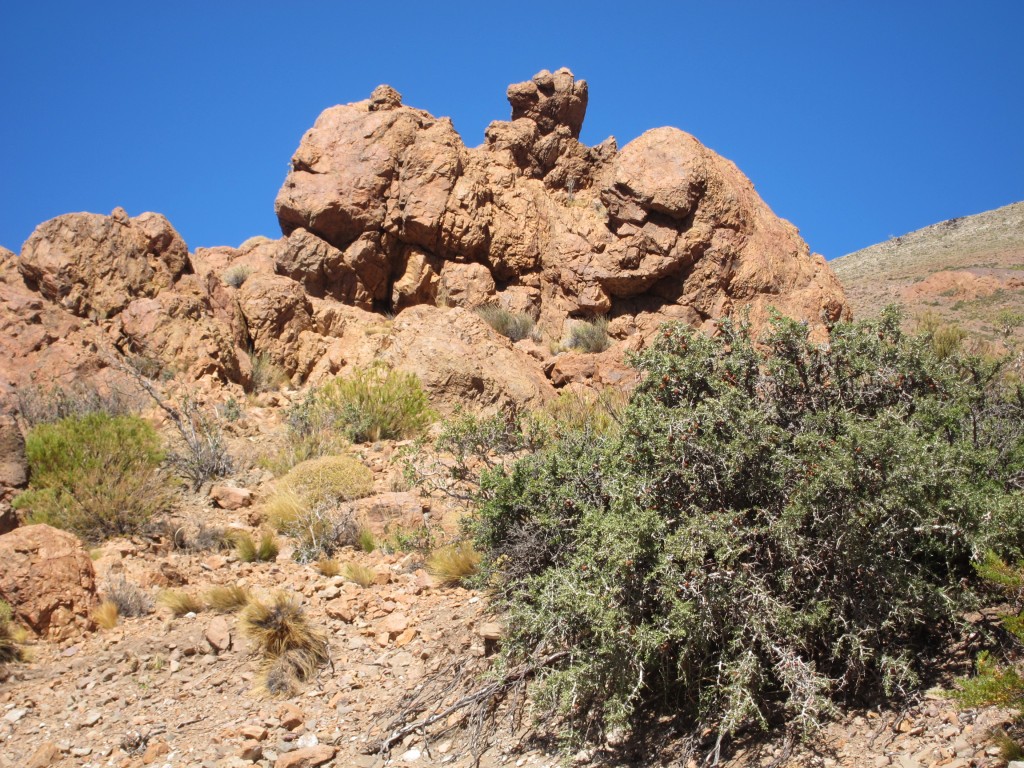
<box><xmin>475</xmin><ymin>309</ymin><xmax>1024</xmax><ymax>749</ymax></box>
<box><xmin>250</xmin><ymin>352</ymin><xmax>288</xmax><ymax>394</ymax></box>
<box><xmin>566</xmin><ymin>316</ymin><xmax>610</xmax><ymax>353</ymax></box>
<box><xmin>476</xmin><ymin>303</ymin><xmax>536</xmax><ymax>342</ymax></box>
<box><xmin>342</xmin><ymin>562</ymin><xmax>376</xmax><ymax>588</ymax></box>
<box><xmin>222</xmin><ymin>264</ymin><xmax>253</xmax><ymax>288</ymax></box>
<box><xmin>91</xmin><ymin>600</ymin><xmax>120</xmax><ymax>630</ymax></box>
<box><xmin>14</xmin><ymin>413</ymin><xmax>175</xmax><ymax>543</ymax></box>
<box><xmin>102</xmin><ymin>575</ymin><xmax>152</xmax><ymax>618</ymax></box>
<box><xmin>291</xmin><ymin>365</ymin><xmax>434</xmax><ymax>444</ymax></box>
<box><xmin>0</xmin><ymin>600</ymin><xmax>24</xmax><ymax>664</ymax></box>
<box><xmin>157</xmin><ymin>590</ymin><xmax>203</xmax><ymax>617</ymax></box>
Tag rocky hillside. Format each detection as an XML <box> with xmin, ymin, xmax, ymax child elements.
<box><xmin>831</xmin><ymin>201</ymin><xmax>1024</xmax><ymax>347</ymax></box>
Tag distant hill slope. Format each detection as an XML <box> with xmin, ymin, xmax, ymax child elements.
<box><xmin>831</xmin><ymin>201</ymin><xmax>1024</xmax><ymax>347</ymax></box>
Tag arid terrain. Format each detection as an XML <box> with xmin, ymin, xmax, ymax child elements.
<box><xmin>832</xmin><ymin>202</ymin><xmax>1024</xmax><ymax>349</ymax></box>
<box><xmin>0</xmin><ymin>70</ymin><xmax>1020</xmax><ymax>768</ymax></box>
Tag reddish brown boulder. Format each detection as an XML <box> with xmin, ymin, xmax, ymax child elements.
<box><xmin>0</xmin><ymin>524</ymin><xmax>98</xmax><ymax>638</ymax></box>
<box><xmin>19</xmin><ymin>207</ymin><xmax>189</xmax><ymax>320</ymax></box>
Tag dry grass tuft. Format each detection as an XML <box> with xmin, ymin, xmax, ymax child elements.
<box><xmin>158</xmin><ymin>590</ymin><xmax>203</xmax><ymax>617</ymax></box>
<box><xmin>426</xmin><ymin>541</ymin><xmax>482</xmax><ymax>586</ymax></box>
<box><xmin>92</xmin><ymin>600</ymin><xmax>120</xmax><ymax>630</ymax></box>
<box><xmin>342</xmin><ymin>561</ymin><xmax>377</xmax><ymax>588</ymax></box>
<box><xmin>103</xmin><ymin>575</ymin><xmax>152</xmax><ymax>617</ymax></box>
<box><xmin>235</xmin><ymin>530</ymin><xmax>279</xmax><ymax>563</ymax></box>
<box><xmin>316</xmin><ymin>558</ymin><xmax>341</xmax><ymax>577</ymax></box>
<box><xmin>357</xmin><ymin>525</ymin><xmax>376</xmax><ymax>553</ymax></box>
<box><xmin>0</xmin><ymin>601</ymin><xmax>25</xmax><ymax>664</ymax></box>
<box><xmin>240</xmin><ymin>593</ymin><xmax>329</xmax><ymax>696</ymax></box>
<box><xmin>204</xmin><ymin>585</ymin><xmax>251</xmax><ymax>613</ymax></box>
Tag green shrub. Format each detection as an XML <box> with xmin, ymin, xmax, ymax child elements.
<box><xmin>474</xmin><ymin>308</ymin><xmax>1024</xmax><ymax>749</ymax></box>
<box><xmin>566</xmin><ymin>316</ymin><xmax>610</xmax><ymax>353</ymax></box>
<box><xmin>291</xmin><ymin>365</ymin><xmax>434</xmax><ymax>444</ymax></box>
<box><xmin>14</xmin><ymin>413</ymin><xmax>176</xmax><ymax>543</ymax></box>
<box><xmin>476</xmin><ymin>304</ymin><xmax>536</xmax><ymax>342</ymax></box>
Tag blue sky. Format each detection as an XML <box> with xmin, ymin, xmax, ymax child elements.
<box><xmin>1</xmin><ymin>2</ymin><xmax>1021</xmax><ymax>260</ymax></box>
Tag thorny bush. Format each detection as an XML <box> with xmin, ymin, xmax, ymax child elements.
<box><xmin>473</xmin><ymin>308</ymin><xmax>1024</xmax><ymax>752</ymax></box>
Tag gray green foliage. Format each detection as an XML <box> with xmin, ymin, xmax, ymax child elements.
<box><xmin>474</xmin><ymin>308</ymin><xmax>1024</xmax><ymax>749</ymax></box>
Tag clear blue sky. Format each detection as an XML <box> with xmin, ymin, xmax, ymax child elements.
<box><xmin>1</xmin><ymin>2</ymin><xmax>1021</xmax><ymax>260</ymax></box>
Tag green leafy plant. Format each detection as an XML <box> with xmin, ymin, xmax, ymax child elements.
<box><xmin>291</xmin><ymin>365</ymin><xmax>434</xmax><ymax>444</ymax></box>
<box><xmin>474</xmin><ymin>308</ymin><xmax>1024</xmax><ymax>750</ymax></box>
<box><xmin>13</xmin><ymin>413</ymin><xmax>176</xmax><ymax>543</ymax></box>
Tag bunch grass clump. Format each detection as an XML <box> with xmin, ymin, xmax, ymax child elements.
<box><xmin>91</xmin><ymin>600</ymin><xmax>120</xmax><ymax>630</ymax></box>
<box><xmin>102</xmin><ymin>575</ymin><xmax>152</xmax><ymax>618</ymax></box>
<box><xmin>476</xmin><ymin>304</ymin><xmax>537</xmax><ymax>342</ymax></box>
<box><xmin>0</xmin><ymin>600</ymin><xmax>25</xmax><ymax>664</ymax></box>
<box><xmin>222</xmin><ymin>264</ymin><xmax>253</xmax><ymax>288</ymax></box>
<box><xmin>426</xmin><ymin>541</ymin><xmax>481</xmax><ymax>586</ymax></box>
<box><xmin>476</xmin><ymin>308</ymin><xmax>1024</xmax><ymax>750</ymax></box>
<box><xmin>157</xmin><ymin>590</ymin><xmax>203</xmax><ymax>617</ymax></box>
<box><xmin>250</xmin><ymin>352</ymin><xmax>288</xmax><ymax>394</ymax></box>
<box><xmin>316</xmin><ymin>558</ymin><xmax>341</xmax><ymax>577</ymax></box>
<box><xmin>566</xmin><ymin>316</ymin><xmax>610</xmax><ymax>353</ymax></box>
<box><xmin>235</xmin><ymin>530</ymin><xmax>279</xmax><ymax>563</ymax></box>
<box><xmin>203</xmin><ymin>585</ymin><xmax>251</xmax><ymax>613</ymax></box>
<box><xmin>342</xmin><ymin>562</ymin><xmax>377</xmax><ymax>588</ymax></box>
<box><xmin>290</xmin><ymin>364</ymin><xmax>434</xmax><ymax>444</ymax></box>
<box><xmin>265</xmin><ymin>455</ymin><xmax>374</xmax><ymax>561</ymax></box>
<box><xmin>240</xmin><ymin>592</ymin><xmax>329</xmax><ymax>696</ymax></box>
<box><xmin>13</xmin><ymin>413</ymin><xmax>176</xmax><ymax>543</ymax></box>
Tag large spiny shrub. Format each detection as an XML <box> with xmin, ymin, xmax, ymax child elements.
<box><xmin>474</xmin><ymin>308</ymin><xmax>1024</xmax><ymax>749</ymax></box>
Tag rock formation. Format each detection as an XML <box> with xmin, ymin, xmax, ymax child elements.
<box><xmin>0</xmin><ymin>524</ymin><xmax>97</xmax><ymax>638</ymax></box>
<box><xmin>0</xmin><ymin>69</ymin><xmax>847</xmax><ymax>415</ymax></box>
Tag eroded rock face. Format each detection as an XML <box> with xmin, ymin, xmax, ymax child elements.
<box><xmin>1</xmin><ymin>70</ymin><xmax>847</xmax><ymax>415</ymax></box>
<box><xmin>274</xmin><ymin>67</ymin><xmax>848</xmax><ymax>344</ymax></box>
<box><xmin>19</xmin><ymin>207</ymin><xmax>189</xmax><ymax>320</ymax></box>
<box><xmin>0</xmin><ymin>524</ymin><xmax>97</xmax><ymax>638</ymax></box>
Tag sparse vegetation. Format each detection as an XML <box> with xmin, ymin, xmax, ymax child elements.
<box><xmin>14</xmin><ymin>413</ymin><xmax>175</xmax><ymax>543</ymax></box>
<box><xmin>426</xmin><ymin>541</ymin><xmax>481</xmax><ymax>586</ymax></box>
<box><xmin>203</xmin><ymin>585</ymin><xmax>251</xmax><ymax>613</ymax></box>
<box><xmin>157</xmin><ymin>590</ymin><xmax>203</xmax><ymax>617</ymax></box>
<box><xmin>222</xmin><ymin>264</ymin><xmax>253</xmax><ymax>288</ymax></box>
<box><xmin>102</xmin><ymin>575</ymin><xmax>153</xmax><ymax>618</ymax></box>
<box><xmin>474</xmin><ymin>309</ymin><xmax>1024</xmax><ymax>749</ymax></box>
<box><xmin>265</xmin><ymin>455</ymin><xmax>375</xmax><ymax>561</ymax></box>
<box><xmin>92</xmin><ymin>600</ymin><xmax>121</xmax><ymax>630</ymax></box>
<box><xmin>476</xmin><ymin>303</ymin><xmax>537</xmax><ymax>342</ymax></box>
<box><xmin>0</xmin><ymin>600</ymin><xmax>24</xmax><ymax>664</ymax></box>
<box><xmin>16</xmin><ymin>381</ymin><xmax>137</xmax><ymax>428</ymax></box>
<box><xmin>566</xmin><ymin>316</ymin><xmax>610</xmax><ymax>353</ymax></box>
<box><xmin>342</xmin><ymin>562</ymin><xmax>376</xmax><ymax>588</ymax></box>
<box><xmin>316</xmin><ymin>558</ymin><xmax>341</xmax><ymax>577</ymax></box>
<box><xmin>234</xmin><ymin>530</ymin><xmax>280</xmax><ymax>563</ymax></box>
<box><xmin>240</xmin><ymin>592</ymin><xmax>329</xmax><ymax>696</ymax></box>
<box><xmin>250</xmin><ymin>352</ymin><xmax>288</xmax><ymax>393</ymax></box>
<box><xmin>291</xmin><ymin>365</ymin><xmax>434</xmax><ymax>444</ymax></box>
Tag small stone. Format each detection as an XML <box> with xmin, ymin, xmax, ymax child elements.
<box><xmin>379</xmin><ymin>612</ymin><xmax>409</xmax><ymax>636</ymax></box>
<box><xmin>206</xmin><ymin>616</ymin><xmax>232</xmax><ymax>652</ymax></box>
<box><xmin>401</xmin><ymin>748</ymin><xmax>421</xmax><ymax>762</ymax></box>
<box><xmin>70</xmin><ymin>746</ymin><xmax>92</xmax><ymax>757</ymax></box>
<box><xmin>239</xmin><ymin>740</ymin><xmax>263</xmax><ymax>761</ymax></box>
<box><xmin>273</xmin><ymin>745</ymin><xmax>336</xmax><ymax>768</ymax></box>
<box><xmin>277</xmin><ymin>703</ymin><xmax>304</xmax><ymax>731</ymax></box>
<box><xmin>479</xmin><ymin>622</ymin><xmax>503</xmax><ymax>640</ymax></box>
<box><xmin>4</xmin><ymin>707</ymin><xmax>27</xmax><ymax>723</ymax></box>
<box><xmin>394</xmin><ymin>628</ymin><xmax>417</xmax><ymax>647</ymax></box>
<box><xmin>142</xmin><ymin>739</ymin><xmax>170</xmax><ymax>764</ymax></box>
<box><xmin>210</xmin><ymin>485</ymin><xmax>253</xmax><ymax>510</ymax></box>
<box><xmin>25</xmin><ymin>742</ymin><xmax>61</xmax><ymax>768</ymax></box>
<box><xmin>296</xmin><ymin>733</ymin><xmax>319</xmax><ymax>748</ymax></box>
<box><xmin>324</xmin><ymin>599</ymin><xmax>354</xmax><ymax>623</ymax></box>
<box><xmin>240</xmin><ymin>725</ymin><xmax>268</xmax><ymax>741</ymax></box>
<box><xmin>81</xmin><ymin>710</ymin><xmax>102</xmax><ymax>727</ymax></box>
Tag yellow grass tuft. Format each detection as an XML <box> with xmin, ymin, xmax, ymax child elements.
<box><xmin>92</xmin><ymin>600</ymin><xmax>120</xmax><ymax>630</ymax></box>
<box><xmin>342</xmin><ymin>561</ymin><xmax>376</xmax><ymax>588</ymax></box>
<box><xmin>235</xmin><ymin>530</ymin><xmax>279</xmax><ymax>563</ymax></box>
<box><xmin>157</xmin><ymin>590</ymin><xmax>203</xmax><ymax>617</ymax></box>
<box><xmin>316</xmin><ymin>558</ymin><xmax>341</xmax><ymax>577</ymax></box>
<box><xmin>426</xmin><ymin>541</ymin><xmax>482</xmax><ymax>586</ymax></box>
<box><xmin>203</xmin><ymin>585</ymin><xmax>251</xmax><ymax>613</ymax></box>
<box><xmin>239</xmin><ymin>592</ymin><xmax>329</xmax><ymax>696</ymax></box>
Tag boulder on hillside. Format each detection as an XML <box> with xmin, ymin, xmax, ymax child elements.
<box><xmin>0</xmin><ymin>524</ymin><xmax>98</xmax><ymax>638</ymax></box>
<box><xmin>19</xmin><ymin>207</ymin><xmax>189</xmax><ymax>320</ymax></box>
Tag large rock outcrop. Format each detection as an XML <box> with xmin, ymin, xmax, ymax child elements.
<box><xmin>275</xmin><ymin>67</ymin><xmax>847</xmax><ymax>342</ymax></box>
<box><xmin>0</xmin><ymin>70</ymin><xmax>847</xmax><ymax>416</ymax></box>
